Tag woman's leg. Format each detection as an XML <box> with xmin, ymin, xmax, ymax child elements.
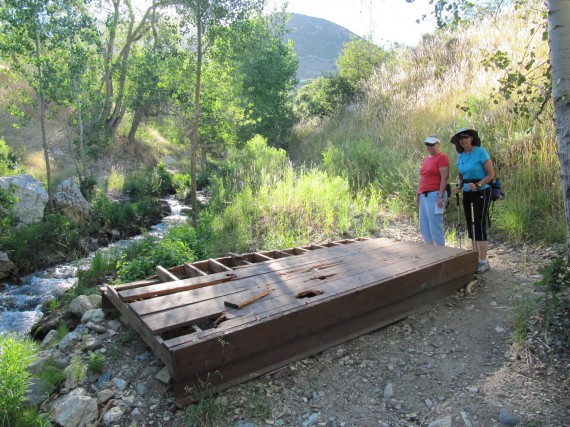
<box><xmin>427</xmin><ymin>192</ymin><xmax>445</xmax><ymax>245</ymax></box>
<box><xmin>419</xmin><ymin>195</ymin><xmax>433</xmax><ymax>244</ymax></box>
<box><xmin>477</xmin><ymin>240</ymin><xmax>488</xmax><ymax>261</ymax></box>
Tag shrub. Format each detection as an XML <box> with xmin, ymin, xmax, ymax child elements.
<box><xmin>0</xmin><ymin>138</ymin><xmax>19</xmax><ymax>176</ymax></box>
<box><xmin>0</xmin><ymin>334</ymin><xmax>38</xmax><ymax>426</ymax></box>
<box><xmin>0</xmin><ymin>213</ymin><xmax>84</xmax><ymax>275</ymax></box>
<box><xmin>115</xmin><ymin>225</ymin><xmax>200</xmax><ymax>283</ymax></box>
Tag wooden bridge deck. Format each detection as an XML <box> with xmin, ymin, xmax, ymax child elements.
<box><xmin>101</xmin><ymin>237</ymin><xmax>478</xmax><ymax>406</ymax></box>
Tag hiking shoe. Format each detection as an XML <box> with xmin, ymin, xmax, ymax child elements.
<box><xmin>477</xmin><ymin>260</ymin><xmax>490</xmax><ymax>273</ymax></box>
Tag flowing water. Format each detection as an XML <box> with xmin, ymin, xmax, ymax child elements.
<box><xmin>0</xmin><ymin>196</ymin><xmax>190</xmax><ymax>336</ymax></box>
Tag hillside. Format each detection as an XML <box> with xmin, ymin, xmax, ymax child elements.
<box><xmin>284</xmin><ymin>13</ymin><xmax>361</xmax><ymax>83</ymax></box>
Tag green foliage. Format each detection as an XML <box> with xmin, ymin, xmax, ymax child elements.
<box><xmin>337</xmin><ymin>38</ymin><xmax>391</xmax><ymax>89</ymax></box>
<box><xmin>512</xmin><ymin>291</ymin><xmax>535</xmax><ymax>343</ymax></box>
<box><xmin>322</xmin><ymin>138</ymin><xmax>418</xmax><ymax>215</ymax></box>
<box><xmin>201</xmin><ymin>167</ymin><xmax>382</xmax><ymax>256</ymax></box>
<box><xmin>38</xmin><ymin>364</ymin><xmax>65</xmax><ymax>390</ymax></box>
<box><xmin>56</xmin><ymin>321</ymin><xmax>70</xmax><ymax>340</ymax></box>
<box><xmin>294</xmin><ymin>75</ymin><xmax>357</xmax><ymax>119</ymax></box>
<box><xmin>0</xmin><ymin>139</ymin><xmax>19</xmax><ymax>176</ymax></box>
<box><xmin>210</xmin><ymin>14</ymin><xmax>298</xmax><ymax>146</ymax></box>
<box><xmin>536</xmin><ymin>256</ymin><xmax>570</xmax><ymax>301</ymax></box>
<box><xmin>0</xmin><ymin>185</ymin><xmax>17</xmax><ymax>233</ymax></box>
<box><xmin>88</xmin><ymin>352</ymin><xmax>105</xmax><ymax>374</ymax></box>
<box><xmin>208</xmin><ymin>135</ymin><xmax>289</xmax><ymax>212</ymax></box>
<box><xmin>0</xmin><ymin>334</ymin><xmax>38</xmax><ymax>426</ymax></box>
<box><xmin>115</xmin><ymin>224</ymin><xmax>201</xmax><ymax>283</ymax></box>
<box><xmin>122</xmin><ymin>165</ymin><xmax>174</xmax><ymax>199</ymax></box>
<box><xmin>0</xmin><ymin>213</ymin><xmax>83</xmax><ymax>275</ymax></box>
<box><xmin>184</xmin><ymin>395</ymin><xmax>227</xmax><ymax>427</ymax></box>
<box><xmin>89</xmin><ymin>188</ymin><xmax>164</xmax><ymax>233</ymax></box>
<box><xmin>75</xmin><ymin>251</ymin><xmax>119</xmax><ymax>295</ymax></box>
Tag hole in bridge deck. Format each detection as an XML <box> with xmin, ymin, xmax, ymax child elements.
<box><xmin>158</xmin><ymin>313</ymin><xmax>228</xmax><ymax>341</ymax></box>
<box><xmin>295</xmin><ymin>289</ymin><xmax>324</xmax><ymax>299</ymax></box>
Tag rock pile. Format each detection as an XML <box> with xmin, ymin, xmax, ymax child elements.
<box><xmin>30</xmin><ymin>295</ymin><xmax>178</xmax><ymax>427</ymax></box>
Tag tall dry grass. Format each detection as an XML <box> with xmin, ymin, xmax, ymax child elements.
<box><xmin>291</xmin><ymin>0</ymin><xmax>560</xmax><ymax>244</ymax></box>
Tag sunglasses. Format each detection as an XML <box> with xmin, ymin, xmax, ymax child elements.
<box><xmin>424</xmin><ymin>142</ymin><xmax>437</xmax><ymax>147</ymax></box>
<box><xmin>459</xmin><ymin>134</ymin><xmax>471</xmax><ymax>139</ymax></box>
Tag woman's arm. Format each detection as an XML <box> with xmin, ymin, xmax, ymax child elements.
<box><xmin>438</xmin><ymin>166</ymin><xmax>449</xmax><ymax>198</ymax></box>
<box><xmin>477</xmin><ymin>159</ymin><xmax>495</xmax><ymax>188</ymax></box>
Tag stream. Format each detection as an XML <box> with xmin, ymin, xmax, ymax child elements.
<box><xmin>0</xmin><ymin>196</ymin><xmax>190</xmax><ymax>336</ymax></box>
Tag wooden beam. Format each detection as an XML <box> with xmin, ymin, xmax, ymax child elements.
<box><xmin>224</xmin><ymin>289</ymin><xmax>271</xmax><ymax>309</ymax></box>
<box><xmin>254</xmin><ymin>253</ymin><xmax>273</xmax><ymax>262</ymax></box>
<box><xmin>209</xmin><ymin>259</ymin><xmax>233</xmax><ymax>273</ymax></box>
<box><xmin>184</xmin><ymin>263</ymin><xmax>207</xmax><ymax>278</ymax></box>
<box><xmin>157</xmin><ymin>266</ymin><xmax>179</xmax><ymax>282</ymax></box>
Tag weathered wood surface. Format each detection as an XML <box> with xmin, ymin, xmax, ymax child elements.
<box><xmin>101</xmin><ymin>238</ymin><xmax>478</xmax><ymax>406</ymax></box>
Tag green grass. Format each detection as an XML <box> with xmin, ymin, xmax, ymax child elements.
<box><xmin>512</xmin><ymin>291</ymin><xmax>536</xmax><ymax>344</ymax></box>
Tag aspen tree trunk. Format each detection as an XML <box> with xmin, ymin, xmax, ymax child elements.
<box><xmin>548</xmin><ymin>0</ymin><xmax>570</xmax><ymax>259</ymax></box>
<box><xmin>190</xmin><ymin>0</ymin><xmax>203</xmax><ymax>227</ymax></box>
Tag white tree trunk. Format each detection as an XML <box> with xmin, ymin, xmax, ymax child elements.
<box><xmin>548</xmin><ymin>0</ymin><xmax>570</xmax><ymax>259</ymax></box>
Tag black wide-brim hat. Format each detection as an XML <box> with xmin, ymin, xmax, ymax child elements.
<box><xmin>450</xmin><ymin>127</ymin><xmax>481</xmax><ymax>153</ymax></box>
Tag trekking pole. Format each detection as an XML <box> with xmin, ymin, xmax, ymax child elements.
<box><xmin>456</xmin><ymin>192</ymin><xmax>462</xmax><ymax>248</ymax></box>
<box><xmin>470</xmin><ymin>202</ymin><xmax>478</xmax><ymax>255</ymax></box>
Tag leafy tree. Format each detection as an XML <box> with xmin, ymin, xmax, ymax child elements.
<box><xmin>337</xmin><ymin>37</ymin><xmax>391</xmax><ymax>90</ymax></box>
<box><xmin>175</xmin><ymin>0</ymin><xmax>265</xmax><ymax>226</ymax></box>
<box><xmin>294</xmin><ymin>75</ymin><xmax>357</xmax><ymax>119</ymax></box>
<box><xmin>97</xmin><ymin>0</ymin><xmax>166</xmax><ymax>136</ymax></box>
<box><xmin>0</xmin><ymin>0</ymin><xmax>64</xmax><ymax>207</ymax></box>
<box><xmin>211</xmin><ymin>14</ymin><xmax>298</xmax><ymax>146</ymax></box>
<box><xmin>125</xmin><ymin>18</ymin><xmax>188</xmax><ymax>145</ymax></box>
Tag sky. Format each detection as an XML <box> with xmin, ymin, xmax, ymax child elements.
<box><xmin>267</xmin><ymin>0</ymin><xmax>438</xmax><ymax>47</ymax></box>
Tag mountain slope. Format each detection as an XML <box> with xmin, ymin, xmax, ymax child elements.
<box><xmin>284</xmin><ymin>14</ymin><xmax>361</xmax><ymax>83</ymax></box>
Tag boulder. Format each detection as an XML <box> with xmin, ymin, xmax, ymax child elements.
<box><xmin>0</xmin><ymin>174</ymin><xmax>48</xmax><ymax>225</ymax></box>
<box><xmin>0</xmin><ymin>251</ymin><xmax>15</xmax><ymax>280</ymax></box>
<box><xmin>53</xmin><ymin>179</ymin><xmax>91</xmax><ymax>225</ymax></box>
<box><xmin>50</xmin><ymin>388</ymin><xmax>98</xmax><ymax>427</ymax></box>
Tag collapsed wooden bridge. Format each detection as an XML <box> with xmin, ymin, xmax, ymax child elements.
<box><xmin>101</xmin><ymin>237</ymin><xmax>478</xmax><ymax>406</ymax></box>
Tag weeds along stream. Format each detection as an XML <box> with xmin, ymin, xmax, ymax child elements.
<box><xmin>0</xmin><ymin>196</ymin><xmax>190</xmax><ymax>336</ymax></box>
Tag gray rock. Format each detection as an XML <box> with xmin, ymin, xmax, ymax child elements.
<box><xmin>136</xmin><ymin>383</ymin><xmax>148</xmax><ymax>396</ymax></box>
<box><xmin>112</xmin><ymin>377</ymin><xmax>128</xmax><ymax>391</ymax></box>
<box><xmin>50</xmin><ymin>388</ymin><xmax>98</xmax><ymax>427</ymax></box>
<box><xmin>107</xmin><ymin>319</ymin><xmax>122</xmax><ymax>331</ymax></box>
<box><xmin>427</xmin><ymin>416</ymin><xmax>452</xmax><ymax>427</ymax></box>
<box><xmin>81</xmin><ymin>308</ymin><xmax>105</xmax><ymax>324</ymax></box>
<box><xmin>303</xmin><ymin>412</ymin><xmax>320</xmax><ymax>427</ymax></box>
<box><xmin>154</xmin><ymin>366</ymin><xmax>171</xmax><ymax>385</ymax></box>
<box><xmin>83</xmin><ymin>337</ymin><xmax>103</xmax><ymax>351</ymax></box>
<box><xmin>69</xmin><ymin>295</ymin><xmax>98</xmax><ymax>319</ymax></box>
<box><xmin>41</xmin><ymin>329</ymin><xmax>59</xmax><ymax>348</ymax></box>
<box><xmin>97</xmin><ymin>372</ymin><xmax>113</xmax><ymax>389</ymax></box>
<box><xmin>0</xmin><ymin>174</ymin><xmax>48</xmax><ymax>225</ymax></box>
<box><xmin>102</xmin><ymin>406</ymin><xmax>126</xmax><ymax>426</ymax></box>
<box><xmin>85</xmin><ymin>322</ymin><xmax>107</xmax><ymax>334</ymax></box>
<box><xmin>383</xmin><ymin>383</ymin><xmax>394</xmax><ymax>398</ymax></box>
<box><xmin>97</xmin><ymin>389</ymin><xmax>115</xmax><ymax>404</ymax></box>
<box><xmin>53</xmin><ymin>178</ymin><xmax>91</xmax><ymax>225</ymax></box>
<box><xmin>0</xmin><ymin>251</ymin><xmax>15</xmax><ymax>280</ymax></box>
<box><xmin>499</xmin><ymin>408</ymin><xmax>518</xmax><ymax>426</ymax></box>
<box><xmin>58</xmin><ymin>331</ymin><xmax>82</xmax><ymax>351</ymax></box>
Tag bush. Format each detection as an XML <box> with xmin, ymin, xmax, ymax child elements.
<box><xmin>115</xmin><ymin>224</ymin><xmax>202</xmax><ymax>283</ymax></box>
<box><xmin>0</xmin><ymin>334</ymin><xmax>38</xmax><ymax>426</ymax></box>
<box><xmin>0</xmin><ymin>213</ymin><xmax>84</xmax><ymax>275</ymax></box>
<box><xmin>0</xmin><ymin>138</ymin><xmax>19</xmax><ymax>176</ymax></box>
